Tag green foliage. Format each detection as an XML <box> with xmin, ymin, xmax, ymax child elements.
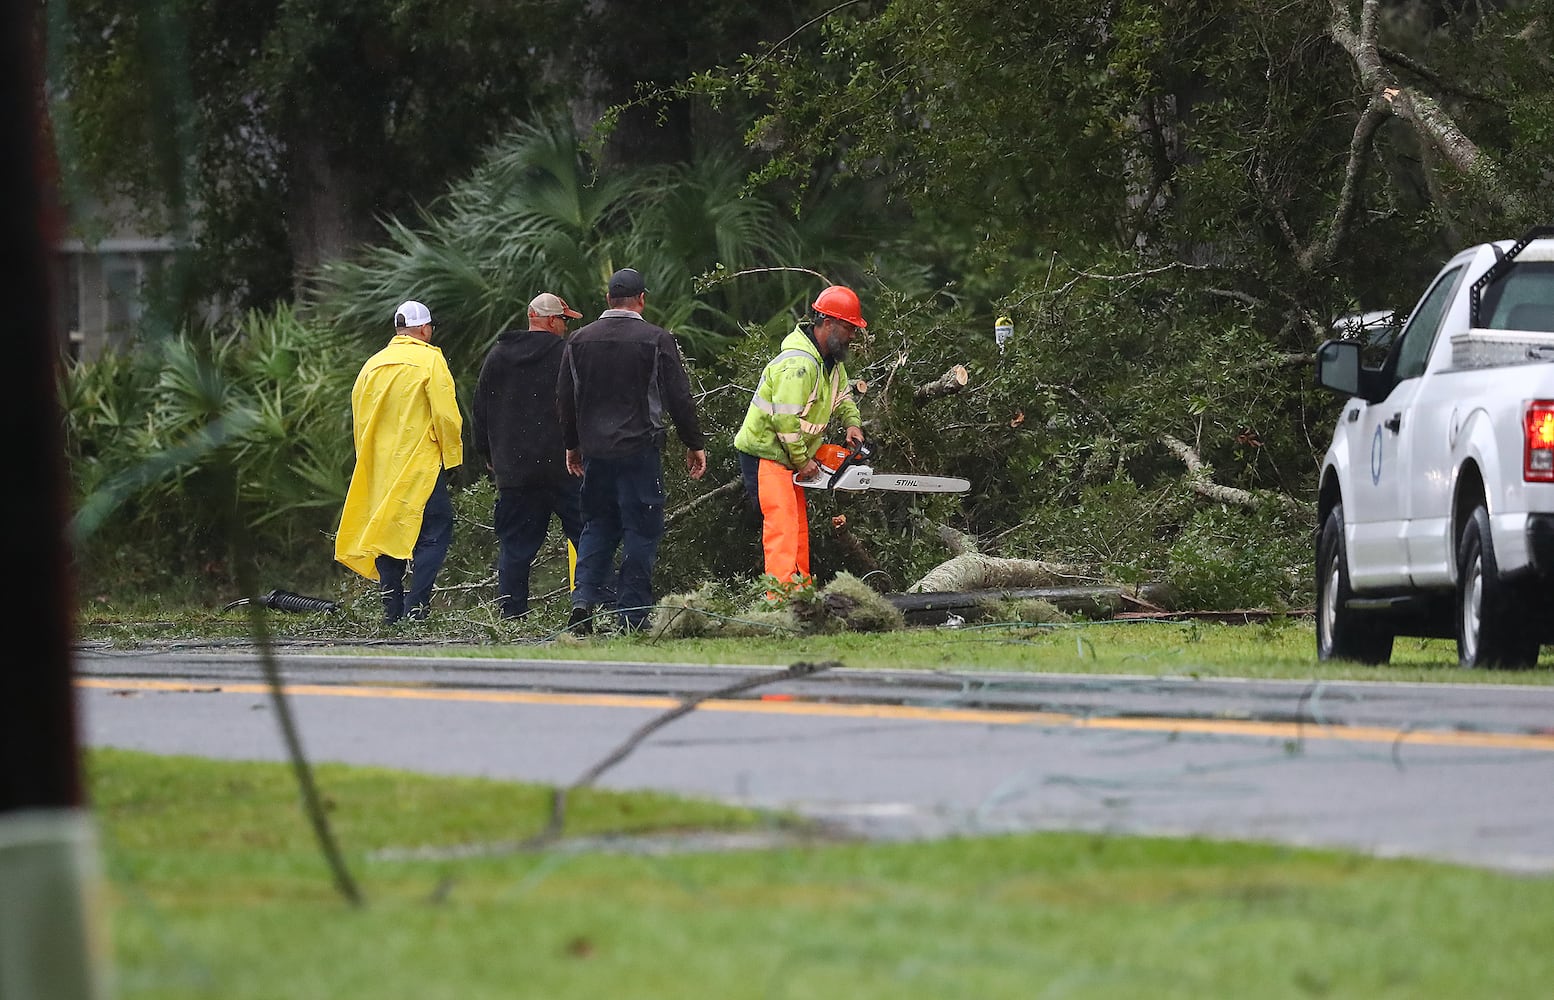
<box><xmin>65</xmin><ymin>306</ymin><xmax>355</xmax><ymax>588</ymax></box>
<box><xmin>650</xmin><ymin>583</ymin><xmax>729</xmax><ymax>639</ymax></box>
<box><xmin>648</xmin><ymin>574</ymin><xmax>909</xmax><ymax>638</ymax></box>
<box><xmin>308</xmin><ymin>118</ymin><xmax>852</xmax><ymax>372</ymax></box>
<box><xmin>1166</xmin><ymin>506</ymin><xmax>1309</xmax><ymax>612</ymax></box>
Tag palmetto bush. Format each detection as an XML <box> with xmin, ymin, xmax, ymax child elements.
<box><xmin>310</xmin><ymin>118</ymin><xmax>843</xmax><ymax>374</ymax></box>
<box><xmin>66</xmin><ymin>306</ymin><xmax>355</xmax><ymax>590</ymax></box>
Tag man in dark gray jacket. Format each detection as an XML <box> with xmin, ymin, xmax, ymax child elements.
<box><xmin>472</xmin><ymin>292</ymin><xmax>584</xmax><ymax>618</ymax></box>
<box><xmin>557</xmin><ymin>268</ymin><xmax>707</xmax><ymax>632</ymax></box>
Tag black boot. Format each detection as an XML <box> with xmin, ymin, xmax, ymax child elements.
<box><xmin>382</xmin><ymin>588</ymin><xmax>405</xmax><ymax>626</ymax></box>
<box><xmin>567</xmin><ymin>605</ymin><xmax>595</xmax><ymax>636</ymax></box>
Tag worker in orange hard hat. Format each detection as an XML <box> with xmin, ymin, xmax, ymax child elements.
<box><xmin>733</xmin><ymin>285</ymin><xmax>866</xmax><ymax>590</ymax></box>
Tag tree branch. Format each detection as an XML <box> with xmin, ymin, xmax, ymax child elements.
<box><xmin>665</xmin><ymin>478</ymin><xmax>744</xmax><ymax>529</ymax></box>
<box><xmin>1205</xmin><ymin>287</ymin><xmax>1265</xmax><ymax>309</ymax></box>
<box><xmin>1253</xmin><ymin>160</ymin><xmax>1304</xmax><ymax>262</ymax></box>
<box><xmin>830</xmin><ymin>514</ymin><xmax>883</xmax><ymax>576</ymax></box>
<box><xmin>908</xmin><ymin>554</ymin><xmax>1100</xmax><ymax>594</ymax></box>
<box><xmin>912</xmin><ymin>364</ymin><xmax>969</xmax><ymax>405</ymax></box>
<box><xmin>1247</xmin><ymin>352</ymin><xmax>1315</xmax><ymax>371</ymax></box>
<box><xmin>1378</xmin><ymin>45</ymin><xmax>1501</xmax><ymax>106</ymax></box>
<box><xmin>1301</xmin><ymin>94</ymin><xmax>1388</xmax><ymax>272</ymax></box>
<box><xmin>875</xmin><ymin>347</ymin><xmax>911</xmax><ymax>412</ymax></box>
<box><xmin>1053</xmin><ymin>261</ymin><xmax>1212</xmax><ymax>299</ymax></box>
<box><xmin>933</xmin><ymin>520</ymin><xmax>979</xmax><ymax>557</ymax></box>
<box><xmin>1329</xmin><ymin>0</ymin><xmax>1528</xmax><ymax>219</ymax></box>
<box><xmin>1159</xmin><ymin>434</ymin><xmax>1305</xmax><ymax>515</ymax></box>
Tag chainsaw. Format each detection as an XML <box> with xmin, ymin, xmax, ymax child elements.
<box><xmin>793</xmin><ymin>442</ymin><xmax>970</xmax><ymax>493</ymax></box>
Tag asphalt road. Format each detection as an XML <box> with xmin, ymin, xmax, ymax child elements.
<box><xmin>76</xmin><ymin>650</ymin><xmax>1554</xmax><ymax>872</ymax></box>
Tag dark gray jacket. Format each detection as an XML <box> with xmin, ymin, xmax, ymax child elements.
<box><xmin>557</xmin><ymin>313</ymin><xmax>706</xmax><ymax>459</ymax></box>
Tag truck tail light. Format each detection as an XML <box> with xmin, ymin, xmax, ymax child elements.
<box><xmin>1525</xmin><ymin>401</ymin><xmax>1554</xmax><ymax>482</ymax></box>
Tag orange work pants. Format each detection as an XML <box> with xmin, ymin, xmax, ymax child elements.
<box><xmin>757</xmin><ymin>457</ymin><xmax>810</xmax><ymax>586</ymax></box>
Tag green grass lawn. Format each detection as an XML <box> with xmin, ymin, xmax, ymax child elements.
<box><xmin>427</xmin><ymin>619</ymin><xmax>1554</xmax><ymax>684</ymax></box>
<box><xmin>95</xmin><ymin>749</ymin><xmax>1554</xmax><ymax>999</ymax></box>
<box><xmin>78</xmin><ymin>593</ymin><xmax>1554</xmax><ymax>684</ymax></box>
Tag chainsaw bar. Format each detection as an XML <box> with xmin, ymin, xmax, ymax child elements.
<box><xmin>857</xmin><ymin>472</ymin><xmax>970</xmax><ymax>493</ymax></box>
<box><xmin>794</xmin><ymin>463</ymin><xmax>970</xmax><ymax>493</ymax></box>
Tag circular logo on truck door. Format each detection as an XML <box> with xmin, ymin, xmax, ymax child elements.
<box><xmin>1371</xmin><ymin>425</ymin><xmax>1384</xmax><ymax>485</ymax></box>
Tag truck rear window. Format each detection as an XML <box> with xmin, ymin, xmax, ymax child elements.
<box><xmin>1479</xmin><ymin>262</ymin><xmax>1554</xmax><ymax>332</ymax></box>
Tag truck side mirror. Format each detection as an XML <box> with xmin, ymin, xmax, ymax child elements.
<box><xmin>1315</xmin><ymin>339</ymin><xmax>1361</xmax><ymax>397</ymax></box>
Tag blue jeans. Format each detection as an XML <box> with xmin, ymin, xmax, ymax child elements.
<box><xmin>738</xmin><ymin>450</ymin><xmax>763</xmax><ymax>510</ymax></box>
<box><xmin>375</xmin><ymin>470</ymin><xmax>453</xmax><ymax>622</ymax></box>
<box><xmin>573</xmin><ymin>448</ymin><xmax>665</xmax><ymax>628</ymax></box>
<box><xmin>494</xmin><ymin>480</ymin><xmax>583</xmax><ymax>618</ymax></box>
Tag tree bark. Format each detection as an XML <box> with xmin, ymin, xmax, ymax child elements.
<box><xmin>909</xmin><ymin>554</ymin><xmax>1098</xmax><ymax>593</ymax></box>
<box><xmin>829</xmin><ymin>515</ymin><xmax>883</xmax><ymax>578</ymax></box>
<box><xmin>1159</xmin><ymin>434</ymin><xmax>1306</xmax><ymax>515</ymax></box>
<box><xmin>665</xmin><ymin>477</ymin><xmax>744</xmax><ymax>529</ymax></box>
<box><xmin>1328</xmin><ymin>0</ymin><xmax>1528</xmax><ymax>221</ymax></box>
<box><xmin>934</xmin><ymin>521</ymin><xmax>978</xmax><ymax>557</ymax></box>
<box><xmin>913</xmin><ymin>364</ymin><xmax>969</xmax><ymax>405</ymax></box>
<box><xmin>285</xmin><ymin>136</ymin><xmax>378</xmax><ymax>286</ymax></box>
<box><xmin>1298</xmin><ymin>94</ymin><xmax>1388</xmax><ymax>272</ymax></box>
<box><xmin>888</xmin><ymin>586</ymin><xmax>1127</xmax><ymax>624</ymax></box>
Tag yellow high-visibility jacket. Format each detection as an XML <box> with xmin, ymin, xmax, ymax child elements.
<box><xmin>335</xmin><ymin>335</ymin><xmax>463</xmax><ymax>580</ymax></box>
<box><xmin>734</xmin><ymin>327</ymin><xmax>861</xmax><ymax>469</ymax></box>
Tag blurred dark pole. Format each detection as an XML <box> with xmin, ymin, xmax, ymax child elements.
<box><xmin>0</xmin><ymin>0</ymin><xmax>80</xmax><ymax>816</ymax></box>
<box><xmin>0</xmin><ymin>4</ymin><xmax>107</xmax><ymax>996</ymax></box>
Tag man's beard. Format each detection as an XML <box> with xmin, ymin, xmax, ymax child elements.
<box><xmin>821</xmin><ymin>338</ymin><xmax>850</xmax><ymax>364</ymax></box>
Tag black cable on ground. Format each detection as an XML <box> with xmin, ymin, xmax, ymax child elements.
<box><xmin>222</xmin><ymin>590</ymin><xmax>340</xmax><ymax>614</ymax></box>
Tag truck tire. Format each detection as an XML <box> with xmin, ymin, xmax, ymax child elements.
<box><xmin>1316</xmin><ymin>504</ymin><xmax>1394</xmax><ymax>664</ymax></box>
<box><xmin>1456</xmin><ymin>506</ymin><xmax>1540</xmax><ymax>669</ymax></box>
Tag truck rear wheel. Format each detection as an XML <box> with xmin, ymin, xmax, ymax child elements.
<box><xmin>1457</xmin><ymin>506</ymin><xmax>1540</xmax><ymax>669</ymax></box>
<box><xmin>1316</xmin><ymin>504</ymin><xmax>1394</xmax><ymax>664</ymax></box>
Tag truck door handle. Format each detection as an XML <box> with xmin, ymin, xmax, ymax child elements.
<box><xmin>1384</xmin><ymin>413</ymin><xmax>1402</xmax><ymax>433</ymax></box>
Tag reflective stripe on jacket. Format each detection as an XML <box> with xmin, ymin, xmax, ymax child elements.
<box><xmin>733</xmin><ymin>327</ymin><xmax>861</xmax><ymax>469</ymax></box>
<box><xmin>335</xmin><ymin>335</ymin><xmax>463</xmax><ymax>580</ymax></box>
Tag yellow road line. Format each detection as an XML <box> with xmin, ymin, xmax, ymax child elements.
<box><xmin>77</xmin><ymin>677</ymin><xmax>1554</xmax><ymax>753</ymax></box>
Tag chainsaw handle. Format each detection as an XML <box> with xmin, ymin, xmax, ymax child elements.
<box><xmin>827</xmin><ymin>439</ymin><xmax>873</xmax><ymax>489</ymax></box>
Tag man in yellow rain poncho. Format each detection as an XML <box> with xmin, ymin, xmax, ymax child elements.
<box><xmin>335</xmin><ymin>300</ymin><xmax>464</xmax><ymax>624</ymax></box>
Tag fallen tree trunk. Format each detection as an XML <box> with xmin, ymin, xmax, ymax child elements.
<box><xmin>908</xmin><ymin>553</ymin><xmax>1098</xmax><ymax>593</ymax></box>
<box><xmin>934</xmin><ymin>521</ymin><xmax>978</xmax><ymax>557</ymax></box>
<box><xmin>887</xmin><ymin>584</ymin><xmax>1174</xmax><ymax>625</ymax></box>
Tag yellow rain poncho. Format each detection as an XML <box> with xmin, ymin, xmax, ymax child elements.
<box><xmin>335</xmin><ymin>335</ymin><xmax>463</xmax><ymax>579</ymax></box>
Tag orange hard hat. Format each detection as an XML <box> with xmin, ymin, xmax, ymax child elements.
<box><xmin>812</xmin><ymin>285</ymin><xmax>867</xmax><ymax>329</ymax></box>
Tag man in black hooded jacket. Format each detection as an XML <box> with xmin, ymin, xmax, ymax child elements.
<box><xmin>472</xmin><ymin>292</ymin><xmax>586</xmax><ymax>618</ymax></box>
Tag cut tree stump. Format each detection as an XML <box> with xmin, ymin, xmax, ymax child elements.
<box><xmin>913</xmin><ymin>364</ymin><xmax>970</xmax><ymax>405</ymax></box>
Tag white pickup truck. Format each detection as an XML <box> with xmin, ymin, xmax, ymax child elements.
<box><xmin>1315</xmin><ymin>227</ymin><xmax>1554</xmax><ymax>669</ymax></box>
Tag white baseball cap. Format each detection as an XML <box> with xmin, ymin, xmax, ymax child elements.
<box><xmin>528</xmin><ymin>292</ymin><xmax>582</xmax><ymax>319</ymax></box>
<box><xmin>394</xmin><ymin>300</ymin><xmax>433</xmax><ymax>328</ymax></box>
